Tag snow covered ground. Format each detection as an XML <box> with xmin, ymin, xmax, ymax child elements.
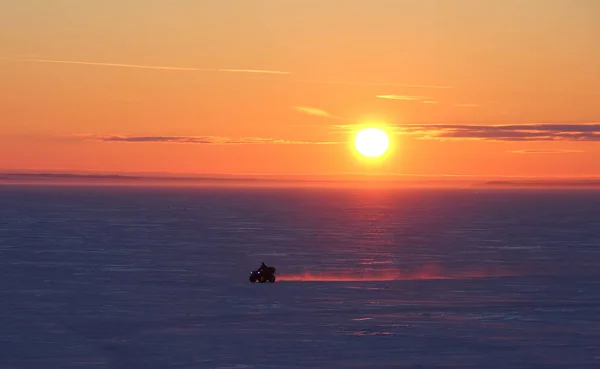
<box><xmin>1</xmin><ymin>186</ymin><xmax>599</xmax><ymax>368</ymax></box>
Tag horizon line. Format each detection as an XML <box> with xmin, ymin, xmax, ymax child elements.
<box><xmin>2</xmin><ymin>171</ymin><xmax>600</xmax><ymax>184</ymax></box>
<box><xmin>3</xmin><ymin>169</ymin><xmax>600</xmax><ymax>179</ymax></box>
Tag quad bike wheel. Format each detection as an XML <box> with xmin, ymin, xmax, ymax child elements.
<box><xmin>249</xmin><ymin>273</ymin><xmax>275</xmax><ymax>283</ymax></box>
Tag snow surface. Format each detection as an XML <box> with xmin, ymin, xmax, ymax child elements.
<box><xmin>1</xmin><ymin>185</ymin><xmax>599</xmax><ymax>368</ymax></box>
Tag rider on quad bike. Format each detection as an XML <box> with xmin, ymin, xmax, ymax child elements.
<box><xmin>250</xmin><ymin>262</ymin><xmax>276</xmax><ymax>283</ymax></box>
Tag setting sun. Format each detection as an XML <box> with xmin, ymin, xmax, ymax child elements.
<box><xmin>354</xmin><ymin>128</ymin><xmax>390</xmax><ymax>158</ymax></box>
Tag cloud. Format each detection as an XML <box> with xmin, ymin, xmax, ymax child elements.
<box><xmin>15</xmin><ymin>57</ymin><xmax>291</xmax><ymax>75</ymax></box>
<box><xmin>291</xmin><ymin>106</ymin><xmax>331</xmax><ymax>117</ymax></box>
<box><xmin>210</xmin><ymin>68</ymin><xmax>291</xmax><ymax>75</ymax></box>
<box><xmin>376</xmin><ymin>95</ymin><xmax>428</xmax><ymax>101</ymax></box>
<box><xmin>81</xmin><ymin>135</ymin><xmax>340</xmax><ymax>145</ymax></box>
<box><xmin>294</xmin><ymin>79</ymin><xmax>452</xmax><ymax>89</ymax></box>
<box><xmin>290</xmin><ymin>106</ymin><xmax>345</xmax><ymax>120</ymax></box>
<box><xmin>376</xmin><ymin>95</ymin><xmax>436</xmax><ymax>104</ymax></box>
<box><xmin>396</xmin><ymin>123</ymin><xmax>600</xmax><ymax>141</ymax></box>
<box><xmin>508</xmin><ymin>149</ymin><xmax>585</xmax><ymax>154</ymax></box>
<box><xmin>455</xmin><ymin>103</ymin><xmax>480</xmax><ymax>107</ymax></box>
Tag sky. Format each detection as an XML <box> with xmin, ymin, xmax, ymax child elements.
<box><xmin>1</xmin><ymin>0</ymin><xmax>599</xmax><ymax>178</ymax></box>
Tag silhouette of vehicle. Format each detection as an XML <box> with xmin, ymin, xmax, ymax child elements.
<box><xmin>249</xmin><ymin>262</ymin><xmax>276</xmax><ymax>283</ymax></box>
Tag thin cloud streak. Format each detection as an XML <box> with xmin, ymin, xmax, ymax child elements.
<box><xmin>18</xmin><ymin>57</ymin><xmax>292</xmax><ymax>75</ymax></box>
<box><xmin>207</xmin><ymin>68</ymin><xmax>291</xmax><ymax>75</ymax></box>
<box><xmin>80</xmin><ymin>135</ymin><xmax>341</xmax><ymax>145</ymax></box>
<box><xmin>508</xmin><ymin>149</ymin><xmax>585</xmax><ymax>154</ymax></box>
<box><xmin>376</xmin><ymin>95</ymin><xmax>437</xmax><ymax>104</ymax></box>
<box><xmin>455</xmin><ymin>103</ymin><xmax>480</xmax><ymax>107</ymax></box>
<box><xmin>295</xmin><ymin>79</ymin><xmax>452</xmax><ymax>89</ymax></box>
<box><xmin>290</xmin><ymin>106</ymin><xmax>345</xmax><ymax>120</ymax></box>
<box><xmin>395</xmin><ymin>123</ymin><xmax>600</xmax><ymax>141</ymax></box>
<box><xmin>376</xmin><ymin>95</ymin><xmax>430</xmax><ymax>101</ymax></box>
<box><xmin>331</xmin><ymin>124</ymin><xmax>404</xmax><ymax>134</ymax></box>
<box><xmin>291</xmin><ymin>106</ymin><xmax>332</xmax><ymax>118</ymax></box>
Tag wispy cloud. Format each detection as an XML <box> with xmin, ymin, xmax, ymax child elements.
<box><xmin>208</xmin><ymin>68</ymin><xmax>291</xmax><ymax>75</ymax></box>
<box><xmin>330</xmin><ymin>124</ymin><xmax>405</xmax><ymax>135</ymax></box>
<box><xmin>13</xmin><ymin>57</ymin><xmax>291</xmax><ymax>75</ymax></box>
<box><xmin>291</xmin><ymin>106</ymin><xmax>331</xmax><ymax>117</ymax></box>
<box><xmin>376</xmin><ymin>94</ymin><xmax>436</xmax><ymax>104</ymax></box>
<box><xmin>508</xmin><ymin>149</ymin><xmax>585</xmax><ymax>154</ymax></box>
<box><xmin>396</xmin><ymin>123</ymin><xmax>600</xmax><ymax>141</ymax></box>
<box><xmin>80</xmin><ymin>134</ymin><xmax>340</xmax><ymax>145</ymax></box>
<box><xmin>294</xmin><ymin>79</ymin><xmax>452</xmax><ymax>89</ymax></box>
<box><xmin>377</xmin><ymin>97</ymin><xmax>480</xmax><ymax>106</ymax></box>
<box><xmin>290</xmin><ymin>106</ymin><xmax>345</xmax><ymax>120</ymax></box>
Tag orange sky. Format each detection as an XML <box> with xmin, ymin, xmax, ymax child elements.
<box><xmin>1</xmin><ymin>0</ymin><xmax>599</xmax><ymax>178</ymax></box>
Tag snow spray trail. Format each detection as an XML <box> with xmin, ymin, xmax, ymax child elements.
<box><xmin>278</xmin><ymin>263</ymin><xmax>519</xmax><ymax>282</ymax></box>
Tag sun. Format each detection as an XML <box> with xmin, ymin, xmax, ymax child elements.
<box><xmin>354</xmin><ymin>128</ymin><xmax>390</xmax><ymax>158</ymax></box>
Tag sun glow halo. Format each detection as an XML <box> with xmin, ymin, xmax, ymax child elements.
<box><xmin>354</xmin><ymin>128</ymin><xmax>390</xmax><ymax>158</ymax></box>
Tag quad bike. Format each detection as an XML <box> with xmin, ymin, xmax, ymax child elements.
<box><xmin>249</xmin><ymin>263</ymin><xmax>276</xmax><ymax>283</ymax></box>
